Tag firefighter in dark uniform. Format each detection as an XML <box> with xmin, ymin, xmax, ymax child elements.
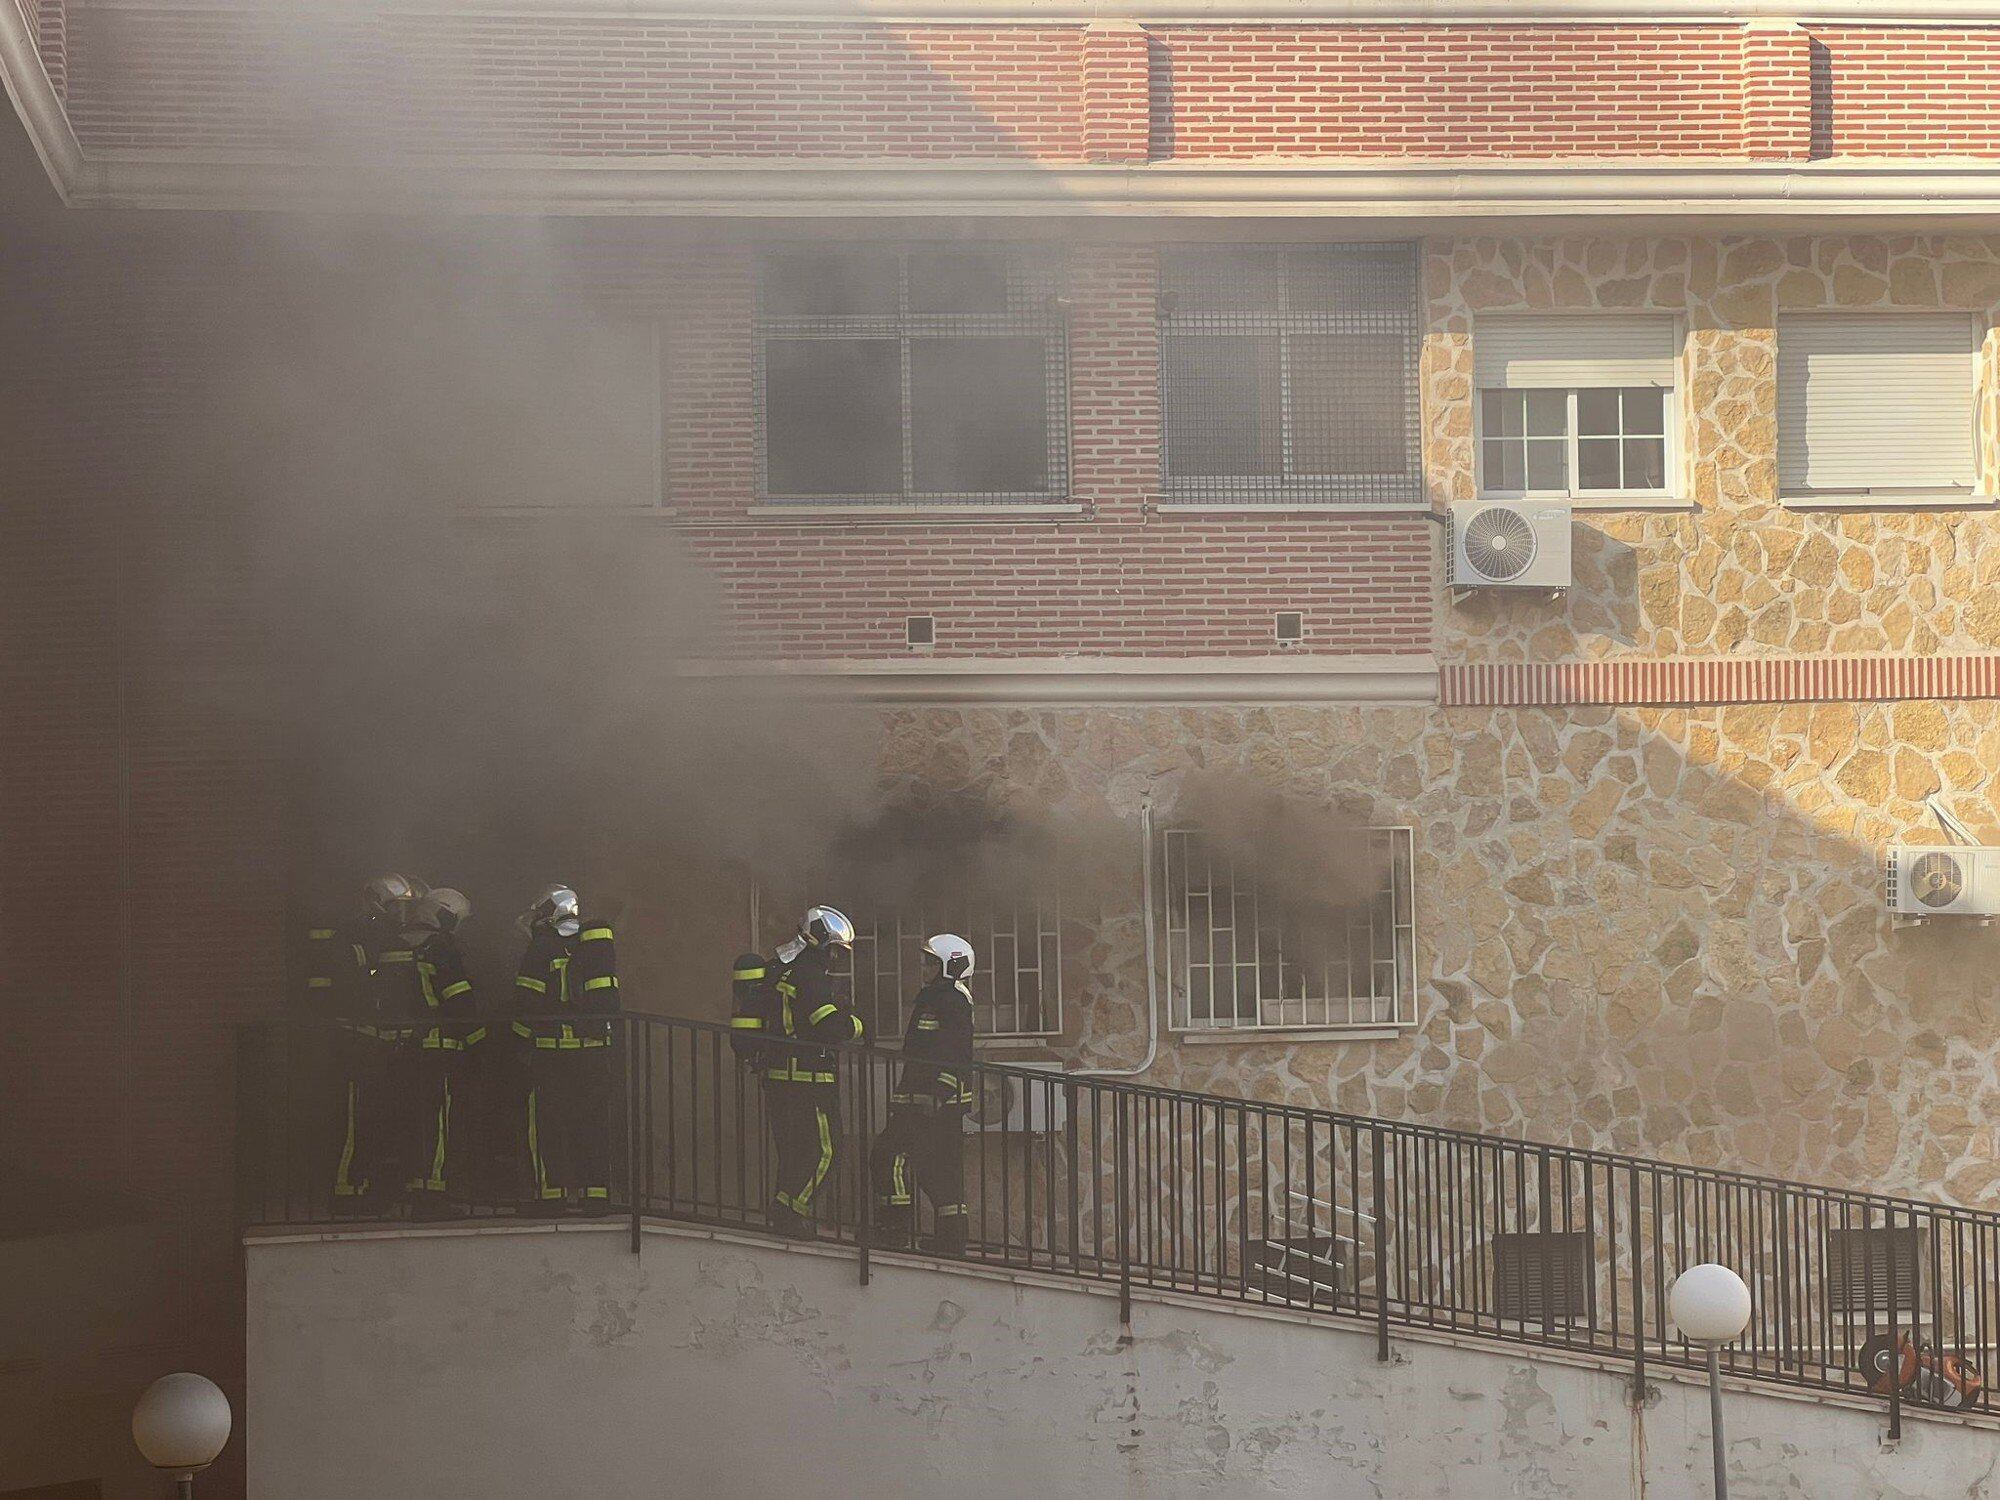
<box><xmin>761</xmin><ymin>905</ymin><xmax>863</xmax><ymax>1239</ymax></box>
<box><xmin>385</xmin><ymin>887</ymin><xmax>480</xmax><ymax>1214</ymax></box>
<box><xmin>870</xmin><ymin>933</ymin><xmax>976</xmax><ymax>1254</ymax></box>
<box><xmin>298</xmin><ymin>873</ymin><xmax>422</xmax><ymax>1213</ymax></box>
<box><xmin>512</xmin><ymin>884</ymin><xmax>620</xmax><ymax>1214</ymax></box>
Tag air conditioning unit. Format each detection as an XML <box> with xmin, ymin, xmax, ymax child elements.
<box><xmin>1886</xmin><ymin>845</ymin><xmax>2000</xmax><ymax>919</ymax></box>
<box><xmin>964</xmin><ymin>1066</ymin><xmax>1070</xmax><ymax>1135</ymax></box>
<box><xmin>1447</xmin><ymin>499</ymin><xmax>1573</xmax><ymax>592</ymax></box>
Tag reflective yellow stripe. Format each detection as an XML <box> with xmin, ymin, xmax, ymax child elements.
<box><xmin>936</xmin><ymin>1204</ymin><xmax>969</xmax><ymax>1217</ymax></box>
<box><xmin>527</xmin><ymin>1088</ymin><xmax>551</xmax><ymax>1200</ymax></box>
<box><xmin>463</xmin><ymin>1027</ymin><xmax>487</xmax><ymax>1046</ymax></box>
<box><xmin>794</xmin><ymin>1107</ymin><xmax>835</xmax><ymax>1211</ymax></box>
<box><xmin>582</xmin><ymin>1186</ymin><xmax>609</xmax><ymax>1199</ymax></box>
<box><xmin>440</xmin><ymin>980</ymin><xmax>472</xmax><ymax>1000</ymax></box>
<box><xmin>848</xmin><ymin>1016</ymin><xmax>864</xmax><ymax>1040</ymax></box>
<box><xmin>731</xmin><ymin>1017</ymin><xmax>765</xmax><ymax>1029</ymax></box>
<box><xmin>583</xmin><ymin>976</ymin><xmax>616</xmax><ymax>992</ymax></box>
<box><xmin>379</xmin><ymin>950</ymin><xmax>414</xmax><ymax>962</ymax></box>
<box><xmin>733</xmin><ymin>966</ymin><xmax>766</xmax><ymax>980</ymax></box>
<box><xmin>580</xmin><ymin>927</ymin><xmax>614</xmax><ymax>942</ymax></box>
<box><xmin>808</xmin><ymin>1003</ymin><xmax>839</xmax><ymax>1026</ymax></box>
<box><xmin>306</xmin><ymin>977</ymin><xmax>334</xmax><ymax>989</ymax></box>
<box><xmin>513</xmin><ymin>1020</ymin><xmax>535</xmax><ymax>1038</ymax></box>
<box><xmin>307</xmin><ymin>928</ymin><xmax>335</xmax><ymax>939</ymax></box>
<box><xmin>888</xmin><ymin>1154</ymin><xmax>910</xmax><ymax>1206</ymax></box>
<box><xmin>334</xmin><ymin>1081</ymin><xmax>361</xmax><ymax>1196</ymax></box>
<box><xmin>915</xmin><ymin>1018</ymin><xmax>940</xmax><ymax>1030</ymax></box>
<box><xmin>516</xmin><ymin>976</ymin><xmax>547</xmax><ymax>993</ymax></box>
<box><xmin>775</xmin><ymin>981</ymin><xmax>797</xmax><ymax>998</ymax></box>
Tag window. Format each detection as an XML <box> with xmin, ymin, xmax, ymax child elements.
<box><xmin>757</xmin><ymin>247</ymin><xmax>1069</xmax><ymax>503</ymax></box>
<box><xmin>1474</xmin><ymin>315</ymin><xmax>1677</xmax><ymax>499</ymax></box>
<box><xmin>1778</xmin><ymin>314</ymin><xmax>1979</xmax><ymax>495</ymax></box>
<box><xmin>843</xmin><ymin>899</ymin><xmax>1064</xmax><ymax>1042</ymax></box>
<box><xmin>1161</xmin><ymin>826</ymin><xmax>1416</xmax><ymax>1033</ymax></box>
<box><xmin>1492</xmin><ymin>1232</ymin><xmax>1592</xmax><ymax>1323</ymax></box>
<box><xmin>1159</xmin><ymin>244</ymin><xmax>1423</xmax><ymax>505</ymax></box>
<box><xmin>1826</xmin><ymin>1225</ymin><xmax>1924</xmax><ymax>1318</ymax></box>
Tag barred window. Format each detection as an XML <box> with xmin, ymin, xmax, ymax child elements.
<box><xmin>1161</xmin><ymin>827</ymin><xmax>1416</xmax><ymax>1033</ymax></box>
<box><xmin>1493</xmin><ymin>1232</ymin><xmax>1592</xmax><ymax>1323</ymax></box>
<box><xmin>757</xmin><ymin>246</ymin><xmax>1069</xmax><ymax>503</ymax></box>
<box><xmin>1159</xmin><ymin>245</ymin><xmax>1423</xmax><ymax>505</ymax></box>
<box><xmin>1826</xmin><ymin>1225</ymin><xmax>1924</xmax><ymax>1317</ymax></box>
<box><xmin>843</xmin><ymin>899</ymin><xmax>1065</xmax><ymax>1042</ymax></box>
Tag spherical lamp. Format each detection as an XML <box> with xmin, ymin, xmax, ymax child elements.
<box><xmin>1668</xmin><ymin>1264</ymin><xmax>1751</xmax><ymax>1500</ymax></box>
<box><xmin>132</xmin><ymin>1373</ymin><xmax>232</xmax><ymax>1495</ymax></box>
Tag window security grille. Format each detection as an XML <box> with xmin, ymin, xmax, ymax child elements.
<box><xmin>1827</xmin><ymin>1226</ymin><xmax>1925</xmax><ymax>1317</ymax></box>
<box><xmin>757</xmin><ymin>246</ymin><xmax>1070</xmax><ymax>504</ymax></box>
<box><xmin>1161</xmin><ymin>826</ymin><xmax>1416</xmax><ymax>1032</ymax></box>
<box><xmin>841</xmin><ymin>899</ymin><xmax>1064</xmax><ymax>1042</ymax></box>
<box><xmin>1492</xmin><ymin>1231</ymin><xmax>1592</xmax><ymax>1323</ymax></box>
<box><xmin>1159</xmin><ymin>244</ymin><xmax>1423</xmax><ymax>505</ymax></box>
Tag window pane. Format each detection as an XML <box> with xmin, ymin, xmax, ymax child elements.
<box><xmin>1526</xmin><ymin>390</ymin><xmax>1568</xmax><ymax>438</ymax></box>
<box><xmin>1621</xmin><ymin>387</ymin><xmax>1667</xmax><ymax>436</ymax></box>
<box><xmin>1577</xmin><ymin>437</ymin><xmax>1622</xmax><ymax>490</ymax></box>
<box><xmin>1484</xmin><ymin>389</ymin><xmax>1525</xmax><ymax>439</ymax></box>
<box><xmin>763</xmin><ymin>251</ymin><xmax>899</xmax><ymax>318</ymax></box>
<box><xmin>1624</xmin><ymin>438</ymin><xmax>1667</xmax><ymax>490</ymax></box>
<box><xmin>906</xmin><ymin>250</ymin><xmax>1012</xmax><ymax>315</ymax></box>
<box><xmin>1163</xmin><ymin>333</ymin><xmax>1283</xmax><ymax>477</ymax></box>
<box><xmin>1526</xmin><ymin>439</ymin><xmax>1567</xmax><ymax>491</ymax></box>
<box><xmin>1484</xmin><ymin>438</ymin><xmax>1523</xmax><ymax>491</ymax></box>
<box><xmin>1291</xmin><ymin>333</ymin><xmax>1412</xmax><ymax>476</ymax></box>
<box><xmin>1576</xmin><ymin>388</ymin><xmax>1620</xmax><ymax>437</ymax></box>
<box><xmin>764</xmin><ymin>339</ymin><xmax>901</xmax><ymax>495</ymax></box>
<box><xmin>911</xmin><ymin>336</ymin><xmax>1049</xmax><ymax>493</ymax></box>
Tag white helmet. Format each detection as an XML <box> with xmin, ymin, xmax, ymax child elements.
<box><xmin>363</xmin><ymin>873</ymin><xmax>422</xmax><ymax>920</ymax></box>
<box><xmin>411</xmin><ymin>887</ymin><xmax>471</xmax><ymax>935</ymax></box>
<box><xmin>798</xmin><ymin>904</ymin><xmax>856</xmax><ymax>952</ymax></box>
<box><xmin>924</xmin><ymin>932</ymin><xmax>975</xmax><ymax>980</ymax></box>
<box><xmin>522</xmin><ymin>884</ymin><xmax>582</xmax><ymax>938</ymax></box>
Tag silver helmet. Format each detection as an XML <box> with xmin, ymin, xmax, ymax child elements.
<box><xmin>798</xmin><ymin>904</ymin><xmax>856</xmax><ymax>952</ymax></box>
<box><xmin>522</xmin><ymin>883</ymin><xmax>582</xmax><ymax>938</ymax></box>
<box><xmin>923</xmin><ymin>932</ymin><xmax>975</xmax><ymax>980</ymax></box>
<box><xmin>411</xmin><ymin>887</ymin><xmax>471</xmax><ymax>935</ymax></box>
<box><xmin>362</xmin><ymin>873</ymin><xmax>422</xmax><ymax>921</ymax></box>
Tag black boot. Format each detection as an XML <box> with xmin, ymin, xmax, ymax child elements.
<box><xmin>920</xmin><ymin>1216</ymin><xmax>968</xmax><ymax>1258</ymax></box>
<box><xmin>769</xmin><ymin>1199</ymin><xmax>816</xmax><ymax>1240</ymax></box>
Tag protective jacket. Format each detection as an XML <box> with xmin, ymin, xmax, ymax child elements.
<box><xmin>513</xmin><ymin>919</ymin><xmax>620</xmax><ymax>1049</ymax></box>
<box><xmin>892</xmin><ymin>976</ymin><xmax>975</xmax><ymax>1110</ymax></box>
<box><xmin>765</xmin><ymin>946</ymin><xmax>864</xmax><ymax>1086</ymax></box>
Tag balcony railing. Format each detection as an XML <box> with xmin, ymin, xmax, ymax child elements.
<box><xmin>238</xmin><ymin>1014</ymin><xmax>1998</xmax><ymax>1437</ymax></box>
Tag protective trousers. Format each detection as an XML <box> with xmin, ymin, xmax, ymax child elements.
<box><xmin>870</xmin><ymin>1104</ymin><xmax>968</xmax><ymax>1251</ymax></box>
<box><xmin>393</xmin><ymin>1047</ymin><xmax>453</xmax><ymax>1199</ymax></box>
<box><xmin>330</xmin><ymin>1032</ymin><xmax>389</xmax><ymax>1209</ymax></box>
<box><xmin>526</xmin><ymin>1048</ymin><xmax>614</xmax><ymax>1207</ymax></box>
<box><xmin>768</xmin><ymin>1081</ymin><xmax>840</xmax><ymax>1228</ymax></box>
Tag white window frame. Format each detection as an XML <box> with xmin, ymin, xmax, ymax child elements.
<box><xmin>1474</xmin><ymin>385</ymin><xmax>1679</xmax><ymax>504</ymax></box>
<box><xmin>1161</xmin><ymin>826</ymin><xmax>1417</xmax><ymax>1037</ymax></box>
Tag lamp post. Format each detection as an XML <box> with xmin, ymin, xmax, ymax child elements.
<box><xmin>132</xmin><ymin>1372</ymin><xmax>232</xmax><ymax>1498</ymax></box>
<box><xmin>1668</xmin><ymin>1263</ymin><xmax>1752</xmax><ymax>1500</ymax></box>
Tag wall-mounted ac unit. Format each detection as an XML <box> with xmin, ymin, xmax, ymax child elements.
<box><xmin>964</xmin><ymin>1066</ymin><xmax>1070</xmax><ymax>1135</ymax></box>
<box><xmin>1885</xmin><ymin>845</ymin><xmax>2000</xmax><ymax>919</ymax></box>
<box><xmin>1447</xmin><ymin>499</ymin><xmax>1573</xmax><ymax>592</ymax></box>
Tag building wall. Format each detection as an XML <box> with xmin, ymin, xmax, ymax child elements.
<box><xmin>247</xmin><ymin>1223</ymin><xmax>2000</xmax><ymax>1499</ymax></box>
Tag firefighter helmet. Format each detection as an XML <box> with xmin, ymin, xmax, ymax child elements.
<box><xmin>412</xmin><ymin>887</ymin><xmax>471</xmax><ymax>934</ymax></box>
<box><xmin>522</xmin><ymin>884</ymin><xmax>582</xmax><ymax>938</ymax></box>
<box><xmin>362</xmin><ymin>873</ymin><xmax>421</xmax><ymax>920</ymax></box>
<box><xmin>798</xmin><ymin>904</ymin><xmax>856</xmax><ymax>952</ymax></box>
<box><xmin>923</xmin><ymin>932</ymin><xmax>975</xmax><ymax>980</ymax></box>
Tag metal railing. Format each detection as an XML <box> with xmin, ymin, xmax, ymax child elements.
<box><xmin>238</xmin><ymin>1014</ymin><xmax>2000</xmax><ymax>1435</ymax></box>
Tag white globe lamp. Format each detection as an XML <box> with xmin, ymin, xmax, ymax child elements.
<box><xmin>1668</xmin><ymin>1264</ymin><xmax>1751</xmax><ymax>1499</ymax></box>
<box><xmin>132</xmin><ymin>1373</ymin><xmax>232</xmax><ymax>1496</ymax></box>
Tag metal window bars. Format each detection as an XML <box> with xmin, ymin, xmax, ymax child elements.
<box><xmin>242</xmin><ymin>1012</ymin><xmax>2000</xmax><ymax>1438</ymax></box>
<box><xmin>1158</xmin><ymin>243</ymin><xmax>1424</xmax><ymax>506</ymax></box>
<box><xmin>1161</xmin><ymin>826</ymin><xmax>1416</xmax><ymax>1033</ymax></box>
<box><xmin>846</xmin><ymin>899</ymin><xmax>1064</xmax><ymax>1042</ymax></box>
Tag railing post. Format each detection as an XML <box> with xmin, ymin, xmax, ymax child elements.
<box><xmin>1372</xmin><ymin>1125</ymin><xmax>1390</xmax><ymax>1363</ymax></box>
<box><xmin>1629</xmin><ymin>1167</ymin><xmax>1648</xmax><ymax>1408</ymax></box>
<box><xmin>858</xmin><ymin>1046</ymin><xmax>873</xmax><ymax>1289</ymax></box>
<box><xmin>625</xmin><ymin>1015</ymin><xmax>641</xmax><ymax>1257</ymax></box>
<box><xmin>1885</xmin><ymin>1205</ymin><xmax>1902</xmax><ymax>1442</ymax></box>
<box><xmin>1116</xmin><ymin>1089</ymin><xmax>1131</xmax><ymax>1327</ymax></box>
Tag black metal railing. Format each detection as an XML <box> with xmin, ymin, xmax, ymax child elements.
<box><xmin>238</xmin><ymin>1013</ymin><xmax>2000</xmax><ymax>1434</ymax></box>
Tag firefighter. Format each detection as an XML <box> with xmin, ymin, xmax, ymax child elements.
<box><xmin>388</xmin><ymin>887</ymin><xmax>479</xmax><ymax>1215</ymax></box>
<box><xmin>764</xmin><ymin>905</ymin><xmax>863</xmax><ymax>1239</ymax></box>
<box><xmin>512</xmin><ymin>884</ymin><xmax>620</xmax><ymax>1214</ymax></box>
<box><xmin>870</xmin><ymin>933</ymin><xmax>976</xmax><ymax>1254</ymax></box>
<box><xmin>299</xmin><ymin>873</ymin><xmax>422</xmax><ymax>1213</ymax></box>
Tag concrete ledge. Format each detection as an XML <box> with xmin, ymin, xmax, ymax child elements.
<box><xmin>673</xmin><ymin>653</ymin><xmax>1440</xmax><ymax>704</ymax></box>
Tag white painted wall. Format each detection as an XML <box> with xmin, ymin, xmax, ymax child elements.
<box><xmin>247</xmin><ymin>1223</ymin><xmax>1999</xmax><ymax>1498</ymax></box>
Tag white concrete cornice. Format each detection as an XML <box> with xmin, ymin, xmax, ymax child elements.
<box><xmin>46</xmin><ymin>154</ymin><xmax>2000</xmax><ymax>219</ymax></box>
<box><xmin>674</xmin><ymin>654</ymin><xmax>1440</xmax><ymax>704</ymax></box>
<box><xmin>60</xmin><ymin>0</ymin><xmax>2000</xmax><ymax>24</ymax></box>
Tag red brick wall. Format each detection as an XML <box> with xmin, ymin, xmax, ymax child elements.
<box><xmin>1810</xmin><ymin>27</ymin><xmax>2000</xmax><ymax>157</ymax></box>
<box><xmin>1152</xmin><ymin>26</ymin><xmax>1747</xmax><ymax>159</ymax></box>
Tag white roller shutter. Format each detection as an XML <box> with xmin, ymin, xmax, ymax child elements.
<box><xmin>1777</xmin><ymin>314</ymin><xmax>1978</xmax><ymax>493</ymax></box>
<box><xmin>1473</xmin><ymin>315</ymin><xmax>1678</xmax><ymax>389</ymax></box>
